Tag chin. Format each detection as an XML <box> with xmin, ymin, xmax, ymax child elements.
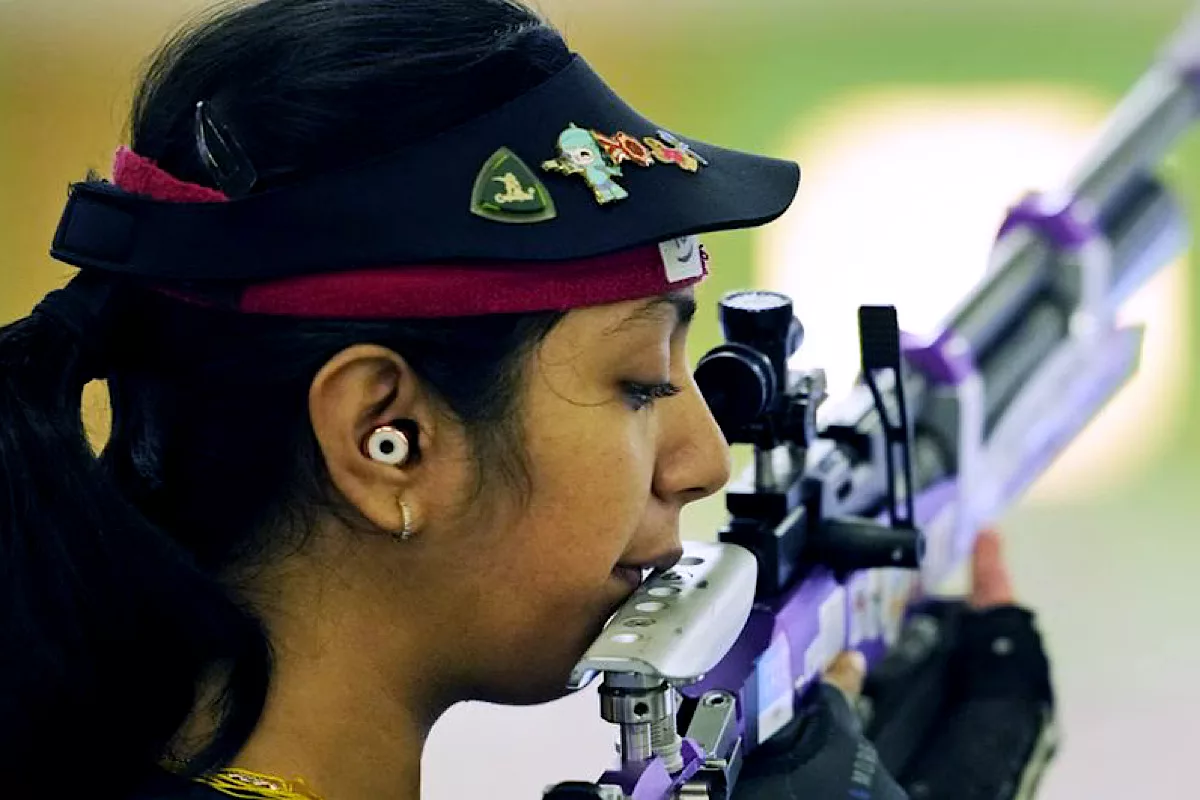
<box><xmin>475</xmin><ymin>661</ymin><xmax>582</xmax><ymax>706</ymax></box>
<box><xmin>499</xmin><ymin>678</ymin><xmax>578</xmax><ymax>707</ymax></box>
<box><xmin>476</xmin><ymin>618</ymin><xmax>608</xmax><ymax>707</ymax></box>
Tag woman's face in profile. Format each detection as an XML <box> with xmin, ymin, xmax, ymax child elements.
<box><xmin>423</xmin><ymin>288</ymin><xmax>732</xmax><ymax>704</ymax></box>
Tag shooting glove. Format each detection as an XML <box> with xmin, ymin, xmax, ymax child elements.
<box><xmin>731</xmin><ymin>680</ymin><xmax>909</xmax><ymax>800</ymax></box>
<box><xmin>894</xmin><ymin>603</ymin><xmax>1056</xmax><ymax>800</ymax></box>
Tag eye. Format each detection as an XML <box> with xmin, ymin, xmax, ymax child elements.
<box><xmin>621</xmin><ymin>380</ymin><xmax>682</xmax><ymax>411</ymax></box>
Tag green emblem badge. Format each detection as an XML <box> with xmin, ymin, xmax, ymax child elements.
<box><xmin>470</xmin><ymin>147</ymin><xmax>557</xmax><ymax>224</ymax></box>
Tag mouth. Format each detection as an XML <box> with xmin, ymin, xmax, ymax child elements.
<box><xmin>610</xmin><ymin>565</ymin><xmax>648</xmax><ymax>593</ymax></box>
<box><xmin>609</xmin><ymin>547</ymin><xmax>683</xmax><ymax>601</ymax></box>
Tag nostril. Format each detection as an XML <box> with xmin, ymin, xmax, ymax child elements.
<box><xmin>683</xmin><ymin>482</ymin><xmax>721</xmax><ymax>502</ymax></box>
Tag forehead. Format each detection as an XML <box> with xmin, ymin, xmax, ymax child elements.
<box><xmin>539</xmin><ymin>290</ymin><xmax>696</xmax><ymax>358</ymax></box>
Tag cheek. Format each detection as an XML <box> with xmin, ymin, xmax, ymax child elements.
<box><xmin>484</xmin><ymin>404</ymin><xmax>656</xmax><ymax>614</ymax></box>
<box><xmin>530</xmin><ymin>404</ymin><xmax>654</xmax><ymax>544</ymax></box>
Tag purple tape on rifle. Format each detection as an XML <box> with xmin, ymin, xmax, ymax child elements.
<box><xmin>599</xmin><ymin>761</ymin><xmax>658</xmax><ymax>798</ymax></box>
<box><xmin>900</xmin><ymin>328</ymin><xmax>975</xmax><ymax>386</ymax></box>
<box><xmin>600</xmin><ymin>739</ymin><xmax>706</xmax><ymax>800</ymax></box>
<box><xmin>997</xmin><ymin>192</ymin><xmax>1101</xmax><ymax>249</ymax></box>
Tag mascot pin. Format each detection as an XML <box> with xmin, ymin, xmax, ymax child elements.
<box><xmin>542</xmin><ymin>124</ymin><xmax>629</xmax><ymax>204</ymax></box>
<box><xmin>542</xmin><ymin>123</ymin><xmax>708</xmax><ymax>205</ymax></box>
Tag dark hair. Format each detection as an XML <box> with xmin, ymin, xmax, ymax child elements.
<box><xmin>0</xmin><ymin>0</ymin><xmax>570</xmax><ymax>794</ymax></box>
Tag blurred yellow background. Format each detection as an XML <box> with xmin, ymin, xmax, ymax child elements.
<box><xmin>4</xmin><ymin>0</ymin><xmax>1199</xmax><ymax>797</ymax></box>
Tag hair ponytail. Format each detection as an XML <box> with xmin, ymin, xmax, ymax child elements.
<box><xmin>0</xmin><ymin>277</ymin><xmax>270</xmax><ymax>796</ymax></box>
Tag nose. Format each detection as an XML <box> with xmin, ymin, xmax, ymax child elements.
<box><xmin>652</xmin><ymin>374</ymin><xmax>732</xmax><ymax>506</ymax></box>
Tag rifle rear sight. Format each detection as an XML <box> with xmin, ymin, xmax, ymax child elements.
<box><xmin>695</xmin><ymin>291</ymin><xmax>923</xmax><ymax>599</ymax></box>
<box><xmin>694</xmin><ymin>290</ymin><xmax>827</xmax><ymax>453</ymax></box>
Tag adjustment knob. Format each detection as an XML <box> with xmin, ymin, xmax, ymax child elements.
<box><xmin>718</xmin><ymin>290</ymin><xmax>796</xmax><ymax>345</ymax></box>
<box><xmin>807</xmin><ymin>517</ymin><xmax>924</xmax><ymax>574</ymax></box>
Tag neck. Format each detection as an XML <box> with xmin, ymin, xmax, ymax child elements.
<box><xmin>231</xmin><ymin>657</ymin><xmax>427</xmax><ymax>800</ymax></box>
<box><xmin>225</xmin><ymin>618</ymin><xmax>442</xmax><ymax>800</ymax></box>
<box><xmin>176</xmin><ymin>591</ymin><xmax>450</xmax><ymax>799</ymax></box>
<box><xmin>179</xmin><ymin>526</ymin><xmax>468</xmax><ymax>800</ymax></box>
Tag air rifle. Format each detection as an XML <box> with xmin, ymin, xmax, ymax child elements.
<box><xmin>546</xmin><ymin>7</ymin><xmax>1200</xmax><ymax>799</ymax></box>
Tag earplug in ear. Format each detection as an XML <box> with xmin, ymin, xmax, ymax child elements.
<box><xmin>363</xmin><ymin>419</ymin><xmax>419</xmax><ymax>467</ymax></box>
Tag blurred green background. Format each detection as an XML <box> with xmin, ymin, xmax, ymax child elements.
<box><xmin>3</xmin><ymin>0</ymin><xmax>1198</xmax><ymax>796</ymax></box>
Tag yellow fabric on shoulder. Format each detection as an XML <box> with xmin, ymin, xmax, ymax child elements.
<box><xmin>194</xmin><ymin>769</ymin><xmax>326</xmax><ymax>800</ymax></box>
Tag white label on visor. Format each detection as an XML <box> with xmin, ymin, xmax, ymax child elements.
<box><xmin>659</xmin><ymin>236</ymin><xmax>704</xmax><ymax>283</ymax></box>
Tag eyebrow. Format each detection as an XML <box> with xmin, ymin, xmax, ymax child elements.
<box><xmin>662</xmin><ymin>292</ymin><xmax>698</xmax><ymax>328</ymax></box>
<box><xmin>614</xmin><ymin>291</ymin><xmax>697</xmax><ymax>334</ymax></box>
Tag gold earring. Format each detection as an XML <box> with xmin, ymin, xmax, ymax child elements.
<box><xmin>394</xmin><ymin>498</ymin><xmax>417</xmax><ymax>542</ymax></box>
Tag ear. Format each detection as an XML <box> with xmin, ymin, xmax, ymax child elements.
<box><xmin>308</xmin><ymin>344</ymin><xmax>438</xmax><ymax>534</ymax></box>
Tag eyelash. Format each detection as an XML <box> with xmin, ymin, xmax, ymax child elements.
<box><xmin>621</xmin><ymin>380</ymin><xmax>683</xmax><ymax>411</ymax></box>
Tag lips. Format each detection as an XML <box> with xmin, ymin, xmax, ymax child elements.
<box><xmin>611</xmin><ymin>548</ymin><xmax>683</xmax><ymax>596</ymax></box>
<box><xmin>611</xmin><ymin>565</ymin><xmax>645</xmax><ymax>592</ymax></box>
